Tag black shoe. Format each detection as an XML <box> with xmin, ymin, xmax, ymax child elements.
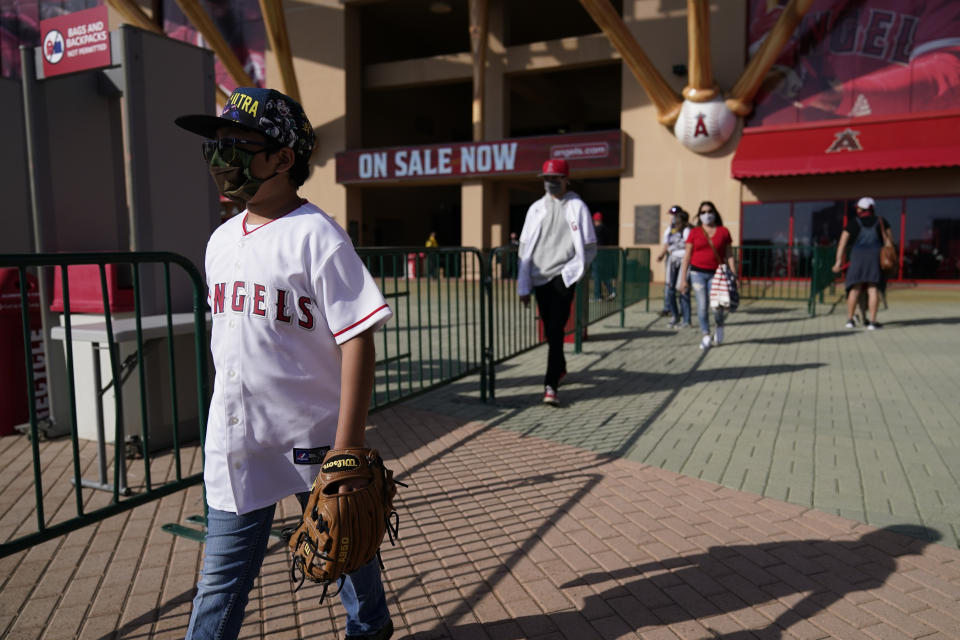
<box><xmin>345</xmin><ymin>620</ymin><xmax>394</xmax><ymax>640</ymax></box>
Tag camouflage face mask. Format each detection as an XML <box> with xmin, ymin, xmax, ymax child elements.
<box><xmin>207</xmin><ymin>146</ymin><xmax>277</xmax><ymax>205</ymax></box>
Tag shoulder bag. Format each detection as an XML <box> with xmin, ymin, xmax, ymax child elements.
<box><xmin>878</xmin><ymin>218</ymin><xmax>898</xmax><ymax>276</ymax></box>
<box><xmin>703</xmin><ymin>227</ymin><xmax>739</xmax><ymax>312</ymax></box>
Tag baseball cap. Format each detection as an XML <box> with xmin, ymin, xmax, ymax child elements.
<box><xmin>856</xmin><ymin>196</ymin><xmax>876</xmax><ymax>210</ymax></box>
<box><xmin>175</xmin><ymin>87</ymin><xmax>315</xmax><ymax>161</ymax></box>
<box><xmin>538</xmin><ymin>158</ymin><xmax>569</xmax><ymax>177</ymax></box>
<box><xmin>592</xmin><ymin>212</ymin><xmax>603</xmax><ymax>223</ymax></box>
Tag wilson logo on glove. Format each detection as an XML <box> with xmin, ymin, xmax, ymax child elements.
<box><xmin>321</xmin><ymin>454</ymin><xmax>360</xmax><ymax>472</ymax></box>
<box><xmin>281</xmin><ymin>448</ymin><xmax>407</xmax><ymax>604</ymax></box>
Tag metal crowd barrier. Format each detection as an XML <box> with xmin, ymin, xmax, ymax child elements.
<box><xmin>2</xmin><ymin>242</ymin><xmax>838</xmax><ymax>555</ymax></box>
<box><xmin>807</xmin><ymin>245</ymin><xmax>840</xmax><ymax>316</ymax></box>
<box><xmin>0</xmin><ymin>246</ymin><xmax>654</xmax><ymax>555</ymax></box>
<box><xmin>731</xmin><ymin>244</ymin><xmax>838</xmax><ymax>316</ymax></box>
<box><xmin>358</xmin><ymin>247</ymin><xmax>487</xmax><ymax>405</ymax></box>
<box><xmin>0</xmin><ymin>252</ymin><xmax>209</xmax><ymax>557</ymax></box>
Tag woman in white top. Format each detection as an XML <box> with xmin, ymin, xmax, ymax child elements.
<box><xmin>656</xmin><ymin>206</ymin><xmax>691</xmax><ymax>329</ymax></box>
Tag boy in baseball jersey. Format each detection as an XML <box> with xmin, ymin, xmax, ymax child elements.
<box><xmin>175</xmin><ymin>88</ymin><xmax>395</xmax><ymax>640</ymax></box>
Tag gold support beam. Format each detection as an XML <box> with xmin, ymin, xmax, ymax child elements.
<box><xmin>175</xmin><ymin>0</ymin><xmax>255</xmax><ymax>90</ymax></box>
<box><xmin>106</xmin><ymin>0</ymin><xmax>230</xmax><ymax>106</ymax></box>
<box><xmin>104</xmin><ymin>0</ymin><xmax>162</xmax><ymax>34</ymax></box>
<box><xmin>258</xmin><ymin>0</ymin><xmax>300</xmax><ymax>103</ymax></box>
<box><xmin>726</xmin><ymin>0</ymin><xmax>814</xmax><ymax>115</ymax></box>
<box><xmin>578</xmin><ymin>0</ymin><xmax>682</xmax><ymax>125</ymax></box>
<box><xmin>683</xmin><ymin>0</ymin><xmax>717</xmax><ymax>102</ymax></box>
<box><xmin>468</xmin><ymin>0</ymin><xmax>489</xmax><ymax>142</ymax></box>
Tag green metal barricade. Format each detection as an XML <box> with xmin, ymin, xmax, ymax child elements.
<box><xmin>621</xmin><ymin>248</ymin><xmax>651</xmax><ymax>313</ymax></box>
<box><xmin>1</xmin><ymin>244</ymin><xmax>657</xmax><ymax>555</ymax></box>
<box><xmin>358</xmin><ymin>247</ymin><xmax>487</xmax><ymax>406</ymax></box>
<box><xmin>808</xmin><ymin>245</ymin><xmax>840</xmax><ymax>316</ymax></box>
<box><xmin>0</xmin><ymin>252</ymin><xmax>209</xmax><ymax>558</ymax></box>
<box><xmin>733</xmin><ymin>244</ymin><xmax>838</xmax><ymax>316</ymax></box>
<box><xmin>487</xmin><ymin>246</ymin><xmax>542</xmax><ymax>366</ymax></box>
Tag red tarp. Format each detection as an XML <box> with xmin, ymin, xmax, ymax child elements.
<box><xmin>732</xmin><ymin>110</ymin><xmax>960</xmax><ymax>178</ymax></box>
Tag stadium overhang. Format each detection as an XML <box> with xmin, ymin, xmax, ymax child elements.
<box><xmin>732</xmin><ymin>110</ymin><xmax>960</xmax><ymax>179</ymax></box>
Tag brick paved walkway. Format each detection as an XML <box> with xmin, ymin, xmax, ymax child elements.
<box><xmin>1</xmin><ymin>289</ymin><xmax>959</xmax><ymax>639</ymax></box>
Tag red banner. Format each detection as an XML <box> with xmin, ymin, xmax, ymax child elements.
<box><xmin>40</xmin><ymin>5</ymin><xmax>111</xmax><ymax>78</ymax></box>
<box><xmin>336</xmin><ymin>130</ymin><xmax>624</xmax><ymax>184</ymax></box>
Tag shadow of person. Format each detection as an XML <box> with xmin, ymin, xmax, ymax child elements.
<box><xmin>561</xmin><ymin>524</ymin><xmax>942</xmax><ymax>639</ymax></box>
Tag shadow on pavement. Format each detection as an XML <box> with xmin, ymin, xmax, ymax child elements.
<box><xmin>736</xmin><ymin>306</ymin><xmax>799</xmax><ymax>315</ymax></box>
<box><xmin>715</xmin><ymin>316</ymin><xmax>814</xmax><ymax>327</ymax></box>
<box><xmin>559</xmin><ymin>524</ymin><xmax>942</xmax><ymax>640</ymax></box>
<box><xmin>96</xmin><ymin>588</ymin><xmax>195</xmax><ymax>640</ymax></box>
<box><xmin>431</xmin><ymin>525</ymin><xmax>941</xmax><ymax>640</ymax></box>
<box><xmin>488</xmin><ymin>362</ymin><xmax>827</xmax><ymax>402</ymax></box>
<box><xmin>734</xmin><ymin>331</ymin><xmax>855</xmax><ymax>345</ymax></box>
<box><xmin>880</xmin><ymin>316</ymin><xmax>960</xmax><ymax>328</ymax></box>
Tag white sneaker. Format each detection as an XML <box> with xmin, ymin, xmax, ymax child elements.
<box><xmin>542</xmin><ymin>386</ymin><xmax>559</xmax><ymax>406</ymax></box>
<box><xmin>699</xmin><ymin>334</ymin><xmax>711</xmax><ymax>350</ymax></box>
<box><xmin>713</xmin><ymin>326</ymin><xmax>724</xmax><ymax>346</ymax></box>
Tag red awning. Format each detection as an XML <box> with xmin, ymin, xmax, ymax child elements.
<box><xmin>732</xmin><ymin>110</ymin><xmax>960</xmax><ymax>179</ymax></box>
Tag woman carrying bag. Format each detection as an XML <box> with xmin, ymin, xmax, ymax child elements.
<box><xmin>679</xmin><ymin>201</ymin><xmax>737</xmax><ymax>351</ymax></box>
<box><xmin>832</xmin><ymin>197</ymin><xmax>893</xmax><ymax>330</ymax></box>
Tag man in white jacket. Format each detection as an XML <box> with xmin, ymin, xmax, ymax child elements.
<box><xmin>517</xmin><ymin>158</ymin><xmax>597</xmax><ymax>406</ymax></box>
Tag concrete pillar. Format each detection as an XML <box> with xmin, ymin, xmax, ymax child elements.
<box><xmin>461</xmin><ymin>179</ymin><xmax>509</xmax><ymax>250</ymax></box>
<box><xmin>484</xmin><ymin>0</ymin><xmax>506</xmax><ymax>140</ymax></box>
<box><xmin>271</xmin><ymin>1</ymin><xmax>357</xmax><ymax>232</ymax></box>
<box><xmin>460</xmin><ymin>0</ymin><xmax>509</xmax><ymax>252</ymax></box>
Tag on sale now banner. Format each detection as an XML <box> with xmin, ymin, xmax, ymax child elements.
<box><xmin>40</xmin><ymin>5</ymin><xmax>112</xmax><ymax>78</ymax></box>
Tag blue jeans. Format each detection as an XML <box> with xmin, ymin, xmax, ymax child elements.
<box><xmin>690</xmin><ymin>269</ymin><xmax>725</xmax><ymax>335</ymax></box>
<box><xmin>664</xmin><ymin>257</ymin><xmax>690</xmax><ymax>324</ymax></box>
<box><xmin>186</xmin><ymin>498</ymin><xmax>390</xmax><ymax>639</ymax></box>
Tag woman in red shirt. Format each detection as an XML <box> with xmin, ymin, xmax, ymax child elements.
<box><xmin>679</xmin><ymin>201</ymin><xmax>737</xmax><ymax>350</ymax></box>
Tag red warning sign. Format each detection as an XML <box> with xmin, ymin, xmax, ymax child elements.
<box><xmin>40</xmin><ymin>5</ymin><xmax>111</xmax><ymax>78</ymax></box>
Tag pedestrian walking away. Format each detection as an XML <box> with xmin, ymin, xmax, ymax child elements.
<box><xmin>517</xmin><ymin>157</ymin><xmax>597</xmax><ymax>406</ymax></box>
<box><xmin>175</xmin><ymin>87</ymin><xmax>396</xmax><ymax>640</ymax></box>
<box><xmin>679</xmin><ymin>201</ymin><xmax>736</xmax><ymax>351</ymax></box>
<box><xmin>832</xmin><ymin>196</ymin><xmax>893</xmax><ymax>330</ymax></box>
<box><xmin>657</xmin><ymin>205</ymin><xmax>691</xmax><ymax>329</ymax></box>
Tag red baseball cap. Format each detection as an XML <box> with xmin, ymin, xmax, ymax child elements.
<box><xmin>592</xmin><ymin>212</ymin><xmax>603</xmax><ymax>222</ymax></box>
<box><xmin>538</xmin><ymin>158</ymin><xmax>569</xmax><ymax>177</ymax></box>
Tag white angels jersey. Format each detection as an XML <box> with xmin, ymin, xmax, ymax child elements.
<box><xmin>203</xmin><ymin>202</ymin><xmax>392</xmax><ymax>514</ymax></box>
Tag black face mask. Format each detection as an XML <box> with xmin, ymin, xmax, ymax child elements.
<box><xmin>544</xmin><ymin>178</ymin><xmax>565</xmax><ymax>197</ymax></box>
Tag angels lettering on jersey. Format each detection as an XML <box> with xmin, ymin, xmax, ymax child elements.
<box><xmin>748</xmin><ymin>0</ymin><xmax>960</xmax><ymax>125</ymax></box>
<box><xmin>210</xmin><ymin>280</ymin><xmax>316</xmax><ymax>331</ymax></box>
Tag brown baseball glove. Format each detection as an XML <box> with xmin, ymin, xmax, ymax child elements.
<box><xmin>282</xmin><ymin>448</ymin><xmax>403</xmax><ymax>601</ymax></box>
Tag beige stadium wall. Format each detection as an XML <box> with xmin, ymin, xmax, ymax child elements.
<box><xmin>271</xmin><ymin>0</ymin><xmax>354</xmax><ymax>231</ymax></box>
<box><xmin>619</xmin><ymin>0</ymin><xmax>747</xmax><ymax>261</ymax></box>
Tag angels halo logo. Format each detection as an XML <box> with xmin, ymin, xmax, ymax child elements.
<box><xmin>43</xmin><ymin>29</ymin><xmax>65</xmax><ymax>64</ymax></box>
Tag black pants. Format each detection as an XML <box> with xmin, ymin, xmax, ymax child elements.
<box><xmin>534</xmin><ymin>275</ymin><xmax>575</xmax><ymax>389</ymax></box>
